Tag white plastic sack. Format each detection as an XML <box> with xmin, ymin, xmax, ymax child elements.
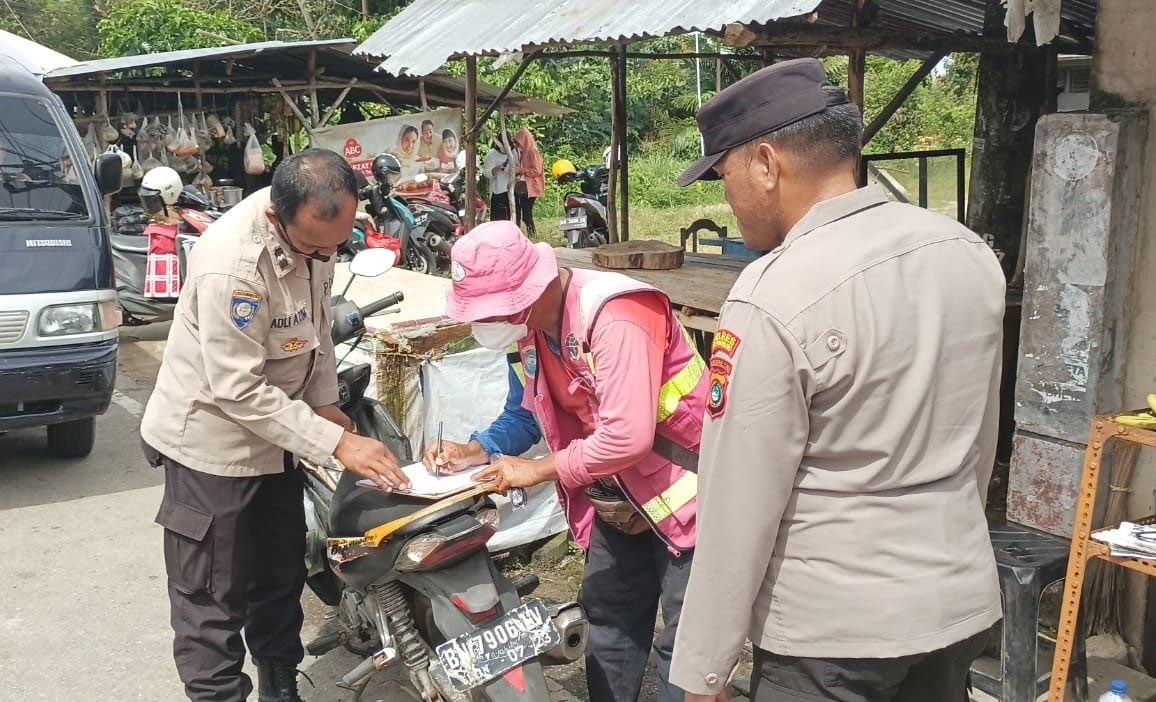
<box><xmin>420</xmin><ymin>347</ymin><xmax>567</xmax><ymax>552</ymax></box>
<box><xmin>243</xmin><ymin>123</ymin><xmax>265</xmax><ymax>175</ymax></box>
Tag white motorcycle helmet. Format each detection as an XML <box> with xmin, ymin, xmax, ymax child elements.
<box><xmin>139</xmin><ymin>166</ymin><xmax>183</xmax><ymax>215</ymax></box>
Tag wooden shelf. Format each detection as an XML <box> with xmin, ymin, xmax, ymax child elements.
<box><xmin>1049</xmin><ymin>414</ymin><xmax>1156</xmax><ymax>701</ymax></box>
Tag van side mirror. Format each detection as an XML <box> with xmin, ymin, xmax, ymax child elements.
<box><xmin>94</xmin><ymin>153</ymin><xmax>123</xmax><ymax>195</ymax></box>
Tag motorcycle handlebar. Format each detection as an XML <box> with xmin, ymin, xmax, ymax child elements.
<box><xmin>360</xmin><ymin>292</ymin><xmax>405</xmax><ymax>318</ymax></box>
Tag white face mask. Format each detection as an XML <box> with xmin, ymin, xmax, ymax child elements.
<box><xmin>471</xmin><ymin>321</ymin><xmax>528</xmax><ymax>350</ymax></box>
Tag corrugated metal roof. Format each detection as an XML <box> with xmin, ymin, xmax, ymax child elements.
<box><xmin>45</xmin><ymin>39</ymin><xmax>354</xmax><ymax>80</ymax></box>
<box><xmin>356</xmin><ymin>0</ymin><xmax>824</xmax><ymax>76</ymax></box>
<box><xmin>356</xmin><ymin>0</ymin><xmax>1097</xmax><ymax>77</ymax></box>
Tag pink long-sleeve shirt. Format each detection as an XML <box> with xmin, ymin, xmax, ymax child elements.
<box><xmin>546</xmin><ymin>292</ymin><xmax>669</xmax><ymax>488</ymax></box>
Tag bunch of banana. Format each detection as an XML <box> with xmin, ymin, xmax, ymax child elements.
<box><xmin>1115</xmin><ymin>394</ymin><xmax>1156</xmax><ymax>429</ymax></box>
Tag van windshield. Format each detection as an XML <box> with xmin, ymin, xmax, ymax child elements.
<box><xmin>0</xmin><ymin>94</ymin><xmax>88</xmax><ymax>222</ymax></box>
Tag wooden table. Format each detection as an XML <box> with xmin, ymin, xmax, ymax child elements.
<box><xmin>553</xmin><ymin>247</ymin><xmax>748</xmax><ymax>333</ymax></box>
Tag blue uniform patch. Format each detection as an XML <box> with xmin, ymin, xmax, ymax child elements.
<box><xmin>231</xmin><ymin>290</ymin><xmax>262</xmax><ymax>329</ymax></box>
<box><xmin>523</xmin><ymin>347</ymin><xmax>538</xmax><ymax>377</ymax></box>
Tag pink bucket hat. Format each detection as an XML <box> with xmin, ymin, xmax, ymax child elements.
<box><xmin>445</xmin><ymin>221</ymin><xmax>559</xmax><ymax>322</ymax></box>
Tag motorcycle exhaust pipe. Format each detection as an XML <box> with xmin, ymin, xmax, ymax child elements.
<box><xmin>540</xmin><ymin>602</ymin><xmax>588</xmax><ymax>666</ymax></box>
<box><xmin>425</xmin><ymin>233</ymin><xmax>453</xmax><ymax>257</ymax></box>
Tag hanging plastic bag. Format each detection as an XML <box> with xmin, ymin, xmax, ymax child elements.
<box><xmin>206</xmin><ymin>114</ymin><xmax>225</xmax><ymax>139</ymax></box>
<box><xmin>195</xmin><ymin>114</ymin><xmax>213</xmax><ymax>153</ymax></box>
<box><xmin>82</xmin><ymin>124</ymin><xmax>99</xmax><ymax>164</ymax></box>
<box><xmin>163</xmin><ymin>116</ymin><xmax>176</xmax><ymax>148</ymax></box>
<box><xmin>140</xmin><ymin>149</ymin><xmax>162</xmax><ymax>173</ymax></box>
<box><xmin>223</xmin><ymin>126</ymin><xmax>237</xmax><ymax>146</ymax></box>
<box><xmin>243</xmin><ymin>123</ymin><xmax>265</xmax><ymax>175</ymax></box>
<box><xmin>101</xmin><ymin>117</ymin><xmax>119</xmax><ymax>144</ymax></box>
<box><xmin>129</xmin><ymin>146</ymin><xmax>144</xmax><ymax>182</ymax></box>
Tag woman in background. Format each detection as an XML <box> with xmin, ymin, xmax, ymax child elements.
<box><xmin>513</xmin><ymin>127</ymin><xmax>544</xmax><ymax>235</ymax></box>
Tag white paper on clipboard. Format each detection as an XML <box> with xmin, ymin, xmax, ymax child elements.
<box><xmin>356</xmin><ymin>462</ymin><xmax>490</xmax><ymax>498</ymax></box>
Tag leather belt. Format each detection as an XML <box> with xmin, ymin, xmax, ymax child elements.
<box><xmin>652</xmin><ymin>435</ymin><xmax>699</xmax><ymax>473</ymax></box>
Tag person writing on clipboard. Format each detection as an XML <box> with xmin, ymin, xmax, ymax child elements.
<box><xmin>421</xmin><ymin>220</ymin><xmax>708</xmax><ymax>702</ymax></box>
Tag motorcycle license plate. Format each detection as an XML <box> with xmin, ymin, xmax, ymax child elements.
<box><xmin>435</xmin><ymin>599</ymin><xmax>559</xmax><ymax>692</ymax></box>
<box><xmin>559</xmin><ymin>215</ymin><xmax>588</xmax><ymax>230</ymax></box>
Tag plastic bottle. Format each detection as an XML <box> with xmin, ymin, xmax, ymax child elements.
<box><xmin>1098</xmin><ymin>679</ymin><xmax>1133</xmax><ymax>702</ymax></box>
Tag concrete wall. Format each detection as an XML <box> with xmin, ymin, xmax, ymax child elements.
<box><xmin>1092</xmin><ymin>0</ymin><xmax>1156</xmax><ymax>656</ymax></box>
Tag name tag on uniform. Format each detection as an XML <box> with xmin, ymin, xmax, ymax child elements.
<box><xmin>271</xmin><ymin>304</ymin><xmax>309</xmax><ymax>329</ymax></box>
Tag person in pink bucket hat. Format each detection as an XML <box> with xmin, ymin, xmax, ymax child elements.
<box><xmin>425</xmin><ymin>220</ymin><xmax>708</xmax><ymax>702</ymax></box>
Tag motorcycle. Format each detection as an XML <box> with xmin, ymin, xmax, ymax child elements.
<box><xmin>556</xmin><ymin>164</ymin><xmax>609</xmax><ymax>249</ymax></box>
<box><xmin>359</xmin><ymin>177</ymin><xmax>448</xmax><ymax>276</ymax></box>
<box><xmin>112</xmin><ymin>185</ymin><xmax>221</xmax><ymax>325</ymax></box>
<box><xmin>301</xmin><ymin>249</ymin><xmax>589</xmax><ymax>701</ymax></box>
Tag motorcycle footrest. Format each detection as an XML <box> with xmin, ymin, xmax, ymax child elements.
<box><xmin>305</xmin><ymin>631</ymin><xmax>341</xmax><ymax>657</ymax></box>
<box><xmin>512</xmin><ymin>574</ymin><xmax>540</xmax><ymax>598</ymax></box>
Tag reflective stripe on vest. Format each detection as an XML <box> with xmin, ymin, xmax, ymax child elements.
<box><xmin>639</xmin><ymin>471</ymin><xmax>698</xmax><ymax>523</ymax></box>
<box><xmin>575</xmin><ymin>280</ymin><xmax>705</xmax><ymax>426</ymax></box>
<box><xmin>656</xmin><ymin>325</ymin><xmax>706</xmax><ymax>423</ymax></box>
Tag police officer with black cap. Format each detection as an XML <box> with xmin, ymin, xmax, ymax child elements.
<box><xmin>669</xmin><ymin>59</ymin><xmax>1005</xmax><ymax>702</ymax></box>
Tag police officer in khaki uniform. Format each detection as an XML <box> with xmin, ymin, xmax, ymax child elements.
<box><xmin>140</xmin><ymin>149</ymin><xmax>409</xmax><ymax>702</ymax></box>
<box><xmin>669</xmin><ymin>60</ymin><xmax>1005</xmax><ymax>702</ymax></box>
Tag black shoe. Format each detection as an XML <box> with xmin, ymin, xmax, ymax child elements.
<box><xmin>255</xmin><ymin>659</ymin><xmax>308</xmax><ymax>702</ymax></box>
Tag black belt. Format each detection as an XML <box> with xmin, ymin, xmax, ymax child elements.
<box><xmin>652</xmin><ymin>435</ymin><xmax>699</xmax><ymax>473</ymax></box>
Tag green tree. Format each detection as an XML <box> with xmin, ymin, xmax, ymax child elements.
<box><xmin>97</xmin><ymin>0</ymin><xmax>262</xmax><ymax>56</ymax></box>
<box><xmin>1</xmin><ymin>0</ymin><xmax>101</xmax><ymax>59</ymax></box>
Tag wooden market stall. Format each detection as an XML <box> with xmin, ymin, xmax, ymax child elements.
<box><xmin>41</xmin><ymin>38</ymin><xmax>569</xmax><ymax>208</ymax></box>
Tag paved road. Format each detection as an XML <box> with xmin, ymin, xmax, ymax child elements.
<box><xmin>0</xmin><ymin>323</ymin><xmax>595</xmax><ymax>702</ymax></box>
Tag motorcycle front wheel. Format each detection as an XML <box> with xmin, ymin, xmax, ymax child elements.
<box><xmin>407</xmin><ymin>249</ymin><xmax>437</xmax><ymax>276</ymax></box>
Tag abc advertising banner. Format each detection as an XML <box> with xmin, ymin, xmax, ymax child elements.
<box><xmin>312</xmin><ymin>108</ymin><xmax>463</xmax><ymax>183</ymax></box>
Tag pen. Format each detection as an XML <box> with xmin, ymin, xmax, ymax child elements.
<box><xmin>436</xmin><ymin>421</ymin><xmax>443</xmax><ymax>478</ymax></box>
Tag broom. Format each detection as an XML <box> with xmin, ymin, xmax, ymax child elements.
<box><xmin>1082</xmin><ymin>440</ymin><xmax>1138</xmax><ymax>635</ymax></box>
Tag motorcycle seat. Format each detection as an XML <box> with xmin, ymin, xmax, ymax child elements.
<box><xmin>110</xmin><ymin>234</ymin><xmax>150</xmax><ymax>255</ymax></box>
<box><xmin>327</xmin><ymin>468</ymin><xmax>473</xmax><ymax>538</ymax></box>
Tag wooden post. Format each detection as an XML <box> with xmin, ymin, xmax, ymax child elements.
<box><xmin>615</xmin><ymin>43</ymin><xmax>629</xmax><ymax>241</ymax></box>
<box><xmin>499</xmin><ymin>108</ymin><xmax>515</xmax><ymax>225</ymax></box>
<box><xmin>318</xmin><ymin>78</ymin><xmax>358</xmax><ymax>128</ymax></box>
<box><xmin>360</xmin><ymin>0</ymin><xmax>367</xmax><ymax>17</ymax></box>
<box><xmin>606</xmin><ymin>52</ymin><xmax>620</xmax><ymax>244</ymax></box>
<box><xmin>463</xmin><ymin>51</ymin><xmax>539</xmax><ymax>141</ymax></box>
<box><xmin>760</xmin><ymin>47</ymin><xmax>775</xmax><ymax>67</ymax></box>
<box><xmin>271</xmin><ymin>78</ymin><xmax>316</xmax><ymax>138</ymax></box>
<box><xmin>464</xmin><ymin>56</ymin><xmax>478</xmax><ymax>231</ymax></box>
<box><xmin>966</xmin><ymin>0</ymin><xmax>1048</xmax><ymax>279</ymax></box>
<box><xmin>308</xmin><ymin>49</ymin><xmax>319</xmax><ymax>128</ymax></box>
<box><xmin>419</xmin><ymin>79</ymin><xmax>429</xmax><ymax>111</ymax></box>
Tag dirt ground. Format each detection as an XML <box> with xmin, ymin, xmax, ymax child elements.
<box><xmin>495</xmin><ymin>539</ymin><xmax>754</xmax><ymax>702</ymax></box>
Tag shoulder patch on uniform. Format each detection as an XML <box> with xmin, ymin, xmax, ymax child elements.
<box><xmin>231</xmin><ymin>290</ymin><xmax>262</xmax><ymax>329</ymax></box>
<box><xmin>711</xmin><ymin>329</ymin><xmax>742</xmax><ymax>358</ymax></box>
<box><xmin>707</xmin><ymin>357</ymin><xmax>732</xmax><ymax>419</ymax></box>
<box><xmin>523</xmin><ymin>346</ymin><xmax>538</xmax><ymax>377</ymax></box>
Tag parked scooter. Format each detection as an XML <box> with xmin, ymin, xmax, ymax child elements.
<box><xmin>362</xmin><ymin>154</ymin><xmax>450</xmax><ymax>276</ymax></box>
<box><xmin>550</xmin><ymin>159</ymin><xmax>609</xmax><ymax>249</ymax></box>
<box><xmin>301</xmin><ymin>249</ymin><xmax>588</xmax><ymax>701</ymax></box>
<box><xmin>112</xmin><ymin>166</ymin><xmax>221</xmax><ymax>325</ymax></box>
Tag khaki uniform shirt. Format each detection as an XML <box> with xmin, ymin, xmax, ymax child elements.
<box><xmin>140</xmin><ymin>188</ymin><xmax>344</xmax><ymax>477</ymax></box>
<box><xmin>670</xmin><ymin>186</ymin><xmax>1005</xmax><ymax>695</ymax></box>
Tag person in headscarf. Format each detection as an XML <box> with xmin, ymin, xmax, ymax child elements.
<box><xmin>394</xmin><ymin>125</ymin><xmax>419</xmax><ymax>178</ymax></box>
<box><xmin>513</xmin><ymin>127</ymin><xmax>544</xmax><ymax>235</ymax></box>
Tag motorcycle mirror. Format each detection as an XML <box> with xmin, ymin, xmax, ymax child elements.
<box><xmin>348</xmin><ymin>248</ymin><xmax>397</xmax><ymax>278</ymax></box>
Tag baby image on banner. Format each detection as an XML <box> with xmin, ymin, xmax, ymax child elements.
<box><xmin>312</xmin><ymin>108</ymin><xmax>462</xmax><ymax>182</ymax></box>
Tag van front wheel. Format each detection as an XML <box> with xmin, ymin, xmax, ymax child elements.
<box><xmin>47</xmin><ymin>417</ymin><xmax>96</xmax><ymax>458</ymax></box>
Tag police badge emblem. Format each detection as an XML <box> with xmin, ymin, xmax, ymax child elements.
<box><xmin>231</xmin><ymin>290</ymin><xmax>262</xmax><ymax>329</ymax></box>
